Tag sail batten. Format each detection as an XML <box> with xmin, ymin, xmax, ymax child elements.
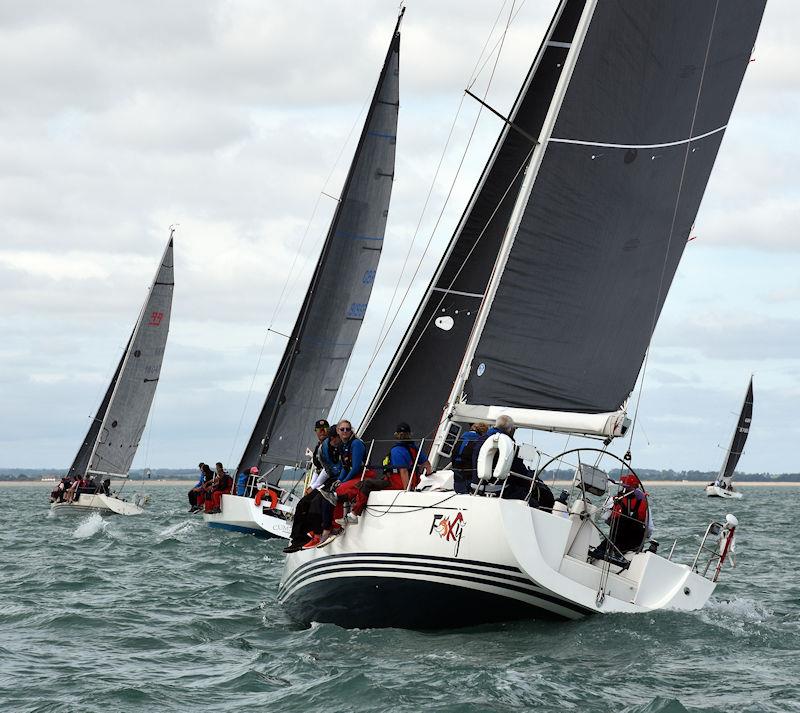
<box><xmin>237</xmin><ymin>15</ymin><xmax>402</xmax><ymax>482</ymax></box>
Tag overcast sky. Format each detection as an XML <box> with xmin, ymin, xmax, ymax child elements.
<box><xmin>1</xmin><ymin>1</ymin><xmax>797</xmax><ymax>474</ymax></box>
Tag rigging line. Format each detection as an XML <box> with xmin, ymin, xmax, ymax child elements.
<box><xmin>347</xmin><ymin>142</ymin><xmax>536</xmax><ymax>427</ymax></box>
<box><xmin>467</xmin><ymin>0</ymin><xmax>529</xmax><ymax>91</ymax></box>
<box><xmin>226</xmin><ymin>327</ymin><xmax>271</xmax><ymax>468</ymax></box>
<box><xmin>226</xmin><ymin>93</ymin><xmax>373</xmax><ymax>466</ymax></box>
<box><xmin>140</xmin><ymin>381</ymin><xmax>161</xmax><ymax>491</ymax></box>
<box><xmin>330</xmin><ymin>88</ymin><xmax>469</xmax><ymax>419</ymax></box>
<box><xmin>331</xmin><ymin>0</ymin><xmax>516</xmax><ymax>419</ymax></box>
<box><xmin>465</xmin><ymin>0</ymin><xmax>511</xmax><ymax>89</ymax></box>
<box><xmin>626</xmin><ymin>0</ymin><xmax>722</xmax><ymax>456</ymax></box>
<box><xmin>341</xmin><ymin>0</ymin><xmax>522</xmax><ymax>418</ymax></box>
<box><xmin>267</xmin><ymin>93</ymin><xmax>372</xmax><ymax>331</ymax></box>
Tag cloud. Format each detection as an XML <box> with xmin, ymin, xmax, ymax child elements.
<box><xmin>0</xmin><ymin>1</ymin><xmax>797</xmax><ymax>470</ymax></box>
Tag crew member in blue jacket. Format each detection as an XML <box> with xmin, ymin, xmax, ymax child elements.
<box><xmin>451</xmin><ymin>422</ymin><xmax>489</xmax><ymax>493</ymax></box>
<box><xmin>331</xmin><ymin>419</ymin><xmax>371</xmax><ymax>522</ymax></box>
<box><xmin>472</xmin><ymin>415</ymin><xmax>553</xmax><ymax>508</ymax></box>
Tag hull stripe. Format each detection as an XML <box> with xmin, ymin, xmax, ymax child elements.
<box><xmin>282</xmin><ymin>556</ymin><xmax>536</xmax><ymax>596</ymax></box>
<box><xmin>280</xmin><ymin>555</ymin><xmax>593</xmax><ymax>616</ymax></box>
<box><xmin>285</xmin><ymin>550</ymin><xmax>521</xmax><ymax>586</ymax></box>
<box><xmin>280</xmin><ymin>565</ymin><xmax>588</xmax><ymax>619</ymax></box>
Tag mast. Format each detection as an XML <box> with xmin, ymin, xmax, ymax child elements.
<box><xmin>236</xmin><ymin>10</ymin><xmax>403</xmax><ymax>483</ymax></box>
<box><xmin>85</xmin><ymin>231</ymin><xmax>175</xmax><ymax>478</ymax></box>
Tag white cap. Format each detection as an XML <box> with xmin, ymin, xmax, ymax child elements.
<box><xmin>725</xmin><ymin>514</ymin><xmax>739</xmax><ymax>528</ymax></box>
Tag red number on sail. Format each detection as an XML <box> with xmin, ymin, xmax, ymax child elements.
<box><xmin>148</xmin><ymin>311</ymin><xmax>164</xmax><ymax>326</ymax></box>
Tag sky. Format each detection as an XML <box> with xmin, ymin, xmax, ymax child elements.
<box><xmin>1</xmin><ymin>1</ymin><xmax>797</xmax><ymax>474</ymax></box>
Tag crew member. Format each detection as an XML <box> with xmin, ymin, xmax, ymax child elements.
<box><xmin>205</xmin><ymin>466</ymin><xmax>232</xmax><ymax>514</ymax></box>
<box><xmin>330</xmin><ymin>419</ymin><xmax>370</xmax><ymax>524</ymax></box>
<box><xmin>592</xmin><ymin>474</ymin><xmax>650</xmax><ymax>561</ymax></box>
<box><xmin>385</xmin><ymin>422</ymin><xmax>431</xmax><ymax>490</ymax></box>
<box><xmin>451</xmin><ymin>422</ymin><xmax>489</xmax><ymax>493</ymax></box>
<box><xmin>472</xmin><ymin>415</ymin><xmax>553</xmax><ymax>508</ymax></box>
<box><xmin>284</xmin><ymin>421</ymin><xmax>339</xmax><ymax>552</ymax></box>
<box><xmin>188</xmin><ymin>463</ymin><xmax>207</xmax><ymax>512</ymax></box>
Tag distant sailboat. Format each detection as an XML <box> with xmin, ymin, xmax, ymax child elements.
<box><xmin>706</xmin><ymin>377</ymin><xmax>752</xmax><ymax>499</ymax></box>
<box><xmin>280</xmin><ymin>0</ymin><xmax>764</xmax><ymax>628</ymax></box>
<box><xmin>50</xmin><ymin>233</ymin><xmax>174</xmax><ymax>516</ymax></box>
<box><xmin>203</xmin><ymin>11</ymin><xmax>403</xmax><ymax>537</ymax></box>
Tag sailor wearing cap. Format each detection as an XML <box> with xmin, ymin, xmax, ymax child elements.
<box><xmin>386</xmin><ymin>422</ymin><xmax>431</xmax><ymax>490</ymax></box>
<box><xmin>311</xmin><ymin>419</ymin><xmax>331</xmax><ymax>476</ymax></box>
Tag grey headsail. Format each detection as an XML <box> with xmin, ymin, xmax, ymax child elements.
<box><xmin>719</xmin><ymin>377</ymin><xmax>753</xmax><ymax>484</ymax></box>
<box><xmin>236</xmin><ymin>13</ymin><xmax>402</xmax><ymax>484</ymax></box>
<box><xmin>360</xmin><ymin>0</ymin><xmax>589</xmax><ymax>446</ymax></box>
<box><xmin>70</xmin><ymin>234</ymin><xmax>174</xmax><ymax>479</ymax></box>
<box><xmin>465</xmin><ymin>1</ymin><xmax>767</xmax><ymax>416</ymax></box>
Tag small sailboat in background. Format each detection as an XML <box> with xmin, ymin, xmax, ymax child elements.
<box><xmin>204</xmin><ymin>11</ymin><xmax>403</xmax><ymax>537</ymax></box>
<box><xmin>706</xmin><ymin>377</ymin><xmax>753</xmax><ymax>499</ymax></box>
<box><xmin>280</xmin><ymin>0</ymin><xmax>765</xmax><ymax>628</ymax></box>
<box><xmin>50</xmin><ymin>232</ymin><xmax>174</xmax><ymax>516</ymax></box>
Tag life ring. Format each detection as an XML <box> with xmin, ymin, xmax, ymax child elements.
<box><xmin>476</xmin><ymin>433</ymin><xmax>515</xmax><ymax>481</ymax></box>
<box><xmin>255</xmin><ymin>488</ymin><xmax>278</xmax><ymax>509</ymax></box>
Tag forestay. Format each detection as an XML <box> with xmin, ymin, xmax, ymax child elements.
<box><xmin>72</xmin><ymin>235</ymin><xmax>174</xmax><ymax>478</ymax></box>
<box><xmin>237</xmin><ymin>14</ymin><xmax>402</xmax><ymax>483</ymax></box>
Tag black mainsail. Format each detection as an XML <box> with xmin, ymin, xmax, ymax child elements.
<box><xmin>236</xmin><ymin>13</ymin><xmax>402</xmax><ymax>484</ymax></box>
<box><xmin>361</xmin><ymin>0</ymin><xmax>766</xmax><ymax>460</ymax></box>
<box><xmin>718</xmin><ymin>377</ymin><xmax>753</xmax><ymax>485</ymax></box>
<box><xmin>68</xmin><ymin>234</ymin><xmax>174</xmax><ymax>479</ymax></box>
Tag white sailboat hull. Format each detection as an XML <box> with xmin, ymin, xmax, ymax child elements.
<box><xmin>705</xmin><ymin>484</ymin><xmax>743</xmax><ymax>499</ymax></box>
<box><xmin>50</xmin><ymin>493</ymin><xmax>144</xmax><ymax>516</ymax></box>
<box><xmin>202</xmin><ymin>493</ymin><xmax>294</xmax><ymax>539</ymax></box>
<box><xmin>278</xmin><ymin>490</ymin><xmax>716</xmax><ymax>629</ymax></box>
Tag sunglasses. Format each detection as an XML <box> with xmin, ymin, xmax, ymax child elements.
<box><xmin>337</xmin><ymin>426</ymin><xmax>352</xmax><ymax>432</ymax></box>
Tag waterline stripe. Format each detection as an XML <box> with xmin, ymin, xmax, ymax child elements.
<box><xmin>549</xmin><ymin>124</ymin><xmax>727</xmax><ymax>150</ymax></box>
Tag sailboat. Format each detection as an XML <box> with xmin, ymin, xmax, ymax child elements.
<box><xmin>279</xmin><ymin>0</ymin><xmax>765</xmax><ymax>628</ymax></box>
<box><xmin>50</xmin><ymin>232</ymin><xmax>174</xmax><ymax>516</ymax></box>
<box><xmin>203</xmin><ymin>11</ymin><xmax>403</xmax><ymax>537</ymax></box>
<box><xmin>706</xmin><ymin>377</ymin><xmax>752</xmax><ymax>499</ymax></box>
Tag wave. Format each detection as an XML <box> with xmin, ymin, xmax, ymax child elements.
<box><xmin>704</xmin><ymin>596</ymin><xmax>773</xmax><ymax>622</ymax></box>
<box><xmin>156</xmin><ymin>520</ymin><xmax>199</xmax><ymax>542</ymax></box>
<box><xmin>72</xmin><ymin>513</ymin><xmax>109</xmax><ymax>539</ymax></box>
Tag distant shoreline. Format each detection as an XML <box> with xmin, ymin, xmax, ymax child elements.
<box><xmin>5</xmin><ymin>479</ymin><xmax>799</xmax><ymax>488</ymax></box>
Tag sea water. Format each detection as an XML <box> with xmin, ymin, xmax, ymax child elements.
<box><xmin>2</xmin><ymin>484</ymin><xmax>798</xmax><ymax>712</ymax></box>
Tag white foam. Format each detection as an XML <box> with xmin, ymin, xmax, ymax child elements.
<box><xmin>156</xmin><ymin>520</ymin><xmax>197</xmax><ymax>541</ymax></box>
<box><xmin>705</xmin><ymin>596</ymin><xmax>772</xmax><ymax>622</ymax></box>
<box><xmin>72</xmin><ymin>512</ymin><xmax>109</xmax><ymax>539</ymax></box>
